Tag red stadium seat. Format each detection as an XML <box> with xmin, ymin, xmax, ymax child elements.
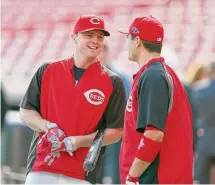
<box><xmin>1</xmin><ymin>0</ymin><xmax>214</xmax><ymax>105</ymax></box>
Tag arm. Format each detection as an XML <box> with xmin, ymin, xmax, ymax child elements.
<box><xmin>19</xmin><ymin>108</ymin><xmax>48</xmax><ymax>132</ymax></box>
<box><xmin>19</xmin><ymin>64</ymin><xmax>49</xmax><ymax>132</ymax></box>
<box><xmin>129</xmin><ymin>129</ymin><xmax>164</xmax><ymax>177</ymax></box>
<box><xmin>68</xmin><ymin>128</ymin><xmax>123</xmax><ymax>148</ymax></box>
<box><xmin>128</xmin><ymin>69</ymin><xmax>169</xmax><ymax>179</ymax></box>
<box><xmin>102</xmin><ymin>75</ymin><xmax>126</xmax><ymax>144</ymax></box>
<box><xmin>102</xmin><ymin>128</ymin><xmax>123</xmax><ymax>145</ymax></box>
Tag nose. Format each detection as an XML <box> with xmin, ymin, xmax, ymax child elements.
<box><xmin>91</xmin><ymin>36</ymin><xmax>99</xmax><ymax>43</ymax></box>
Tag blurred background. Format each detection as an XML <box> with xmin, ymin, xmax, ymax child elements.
<box><xmin>1</xmin><ymin>0</ymin><xmax>215</xmax><ymax>184</ymax></box>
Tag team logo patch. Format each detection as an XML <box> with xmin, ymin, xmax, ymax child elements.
<box><xmin>90</xmin><ymin>17</ymin><xmax>100</xmax><ymax>25</ymax></box>
<box><xmin>126</xmin><ymin>95</ymin><xmax>132</xmax><ymax>112</ymax></box>
<box><xmin>131</xmin><ymin>27</ymin><xmax>139</xmax><ymax>34</ymax></box>
<box><xmin>84</xmin><ymin>89</ymin><xmax>105</xmax><ymax>106</ymax></box>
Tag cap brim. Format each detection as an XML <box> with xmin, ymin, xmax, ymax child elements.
<box><xmin>117</xmin><ymin>28</ymin><xmax>129</xmax><ymax>34</ymax></box>
<box><xmin>102</xmin><ymin>30</ymin><xmax>110</xmax><ymax>36</ymax></box>
<box><xmin>78</xmin><ymin>28</ymin><xmax>110</xmax><ymax>36</ymax></box>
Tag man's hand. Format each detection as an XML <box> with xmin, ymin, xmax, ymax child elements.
<box><xmin>37</xmin><ymin>123</ymin><xmax>67</xmax><ymax>154</ymax></box>
<box><xmin>46</xmin><ymin>123</ymin><xmax>67</xmax><ymax>152</ymax></box>
<box><xmin>44</xmin><ymin>152</ymin><xmax>60</xmax><ymax>166</ymax></box>
<box><xmin>60</xmin><ymin>137</ymin><xmax>75</xmax><ymax>156</ymax></box>
<box><xmin>126</xmin><ymin>175</ymin><xmax>139</xmax><ymax>185</ymax></box>
<box><xmin>61</xmin><ymin>136</ymin><xmax>82</xmax><ymax>156</ymax></box>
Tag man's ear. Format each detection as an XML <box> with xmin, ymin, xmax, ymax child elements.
<box><xmin>71</xmin><ymin>34</ymin><xmax>78</xmax><ymax>44</ymax></box>
<box><xmin>135</xmin><ymin>36</ymin><xmax>141</xmax><ymax>48</ymax></box>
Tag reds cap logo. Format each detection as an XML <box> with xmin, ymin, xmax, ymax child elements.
<box><xmin>90</xmin><ymin>17</ymin><xmax>100</xmax><ymax>25</ymax></box>
<box><xmin>84</xmin><ymin>89</ymin><xmax>105</xmax><ymax>106</ymax></box>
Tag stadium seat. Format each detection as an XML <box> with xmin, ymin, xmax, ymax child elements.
<box><xmin>1</xmin><ymin>0</ymin><xmax>214</xmax><ymax>107</ymax></box>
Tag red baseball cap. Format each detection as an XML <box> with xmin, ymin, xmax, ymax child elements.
<box><xmin>118</xmin><ymin>16</ymin><xmax>164</xmax><ymax>44</ymax></box>
<box><xmin>73</xmin><ymin>14</ymin><xmax>110</xmax><ymax>36</ymax></box>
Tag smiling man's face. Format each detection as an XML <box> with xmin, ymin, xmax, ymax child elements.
<box><xmin>75</xmin><ymin>30</ymin><xmax>105</xmax><ymax>60</ymax></box>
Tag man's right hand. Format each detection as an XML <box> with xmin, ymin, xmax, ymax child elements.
<box><xmin>37</xmin><ymin>123</ymin><xmax>67</xmax><ymax>153</ymax></box>
<box><xmin>46</xmin><ymin>123</ymin><xmax>67</xmax><ymax>152</ymax></box>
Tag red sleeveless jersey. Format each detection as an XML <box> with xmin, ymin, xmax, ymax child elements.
<box><xmin>120</xmin><ymin>58</ymin><xmax>193</xmax><ymax>184</ymax></box>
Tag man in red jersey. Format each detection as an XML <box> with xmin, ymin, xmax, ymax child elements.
<box><xmin>118</xmin><ymin>16</ymin><xmax>193</xmax><ymax>184</ymax></box>
<box><xmin>19</xmin><ymin>14</ymin><xmax>126</xmax><ymax>184</ymax></box>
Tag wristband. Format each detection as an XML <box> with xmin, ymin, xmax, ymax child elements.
<box><xmin>46</xmin><ymin>122</ymin><xmax>58</xmax><ymax>130</ymax></box>
<box><xmin>136</xmin><ymin>135</ymin><xmax>162</xmax><ymax>162</ymax></box>
<box><xmin>126</xmin><ymin>174</ymin><xmax>139</xmax><ymax>183</ymax></box>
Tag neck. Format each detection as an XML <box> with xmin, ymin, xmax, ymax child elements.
<box><xmin>73</xmin><ymin>52</ymin><xmax>98</xmax><ymax>69</ymax></box>
<box><xmin>137</xmin><ymin>52</ymin><xmax>161</xmax><ymax>68</ymax></box>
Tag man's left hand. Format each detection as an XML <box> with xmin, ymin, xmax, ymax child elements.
<box><xmin>53</xmin><ymin>136</ymin><xmax>78</xmax><ymax>156</ymax></box>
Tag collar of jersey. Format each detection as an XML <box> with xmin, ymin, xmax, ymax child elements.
<box><xmin>133</xmin><ymin>57</ymin><xmax>165</xmax><ymax>79</ymax></box>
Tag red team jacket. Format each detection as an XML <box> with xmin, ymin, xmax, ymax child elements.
<box><xmin>32</xmin><ymin>59</ymin><xmax>114</xmax><ymax>179</ymax></box>
<box><xmin>120</xmin><ymin>58</ymin><xmax>193</xmax><ymax>184</ymax></box>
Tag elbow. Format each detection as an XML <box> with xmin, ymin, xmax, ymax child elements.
<box><xmin>154</xmin><ymin>133</ymin><xmax>164</xmax><ymax>142</ymax></box>
<box><xmin>19</xmin><ymin>108</ymin><xmax>30</xmax><ymax>124</ymax></box>
<box><xmin>19</xmin><ymin>108</ymin><xmax>25</xmax><ymax>122</ymax></box>
<box><xmin>144</xmin><ymin>130</ymin><xmax>164</xmax><ymax>142</ymax></box>
<box><xmin>111</xmin><ymin>128</ymin><xmax>123</xmax><ymax>143</ymax></box>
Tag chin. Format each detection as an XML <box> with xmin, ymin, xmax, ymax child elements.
<box><xmin>86</xmin><ymin>54</ymin><xmax>99</xmax><ymax>60</ymax></box>
<box><xmin>128</xmin><ymin>55</ymin><xmax>136</xmax><ymax>62</ymax></box>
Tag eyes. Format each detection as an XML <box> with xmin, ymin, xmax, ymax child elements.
<box><xmin>85</xmin><ymin>34</ymin><xmax>104</xmax><ymax>41</ymax></box>
<box><xmin>126</xmin><ymin>34</ymin><xmax>133</xmax><ymax>40</ymax></box>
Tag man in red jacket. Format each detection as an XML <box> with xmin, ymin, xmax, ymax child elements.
<box><xmin>118</xmin><ymin>16</ymin><xmax>193</xmax><ymax>184</ymax></box>
<box><xmin>19</xmin><ymin>14</ymin><xmax>126</xmax><ymax>184</ymax></box>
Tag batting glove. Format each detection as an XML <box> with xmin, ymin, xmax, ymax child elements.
<box><xmin>44</xmin><ymin>152</ymin><xmax>60</xmax><ymax>166</ymax></box>
<box><xmin>45</xmin><ymin>123</ymin><xmax>67</xmax><ymax>152</ymax></box>
<box><xmin>45</xmin><ymin>123</ymin><xmax>74</xmax><ymax>154</ymax></box>
<box><xmin>37</xmin><ymin>123</ymin><xmax>66</xmax><ymax>154</ymax></box>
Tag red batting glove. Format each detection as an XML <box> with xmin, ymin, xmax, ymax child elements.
<box><xmin>45</xmin><ymin>123</ymin><xmax>74</xmax><ymax>154</ymax></box>
<box><xmin>126</xmin><ymin>175</ymin><xmax>139</xmax><ymax>185</ymax></box>
<box><xmin>44</xmin><ymin>152</ymin><xmax>60</xmax><ymax>166</ymax></box>
<box><xmin>38</xmin><ymin>123</ymin><xmax>74</xmax><ymax>158</ymax></box>
<box><xmin>45</xmin><ymin>123</ymin><xmax>67</xmax><ymax>152</ymax></box>
<box><xmin>37</xmin><ymin>123</ymin><xmax>66</xmax><ymax>154</ymax></box>
<box><xmin>50</xmin><ymin>137</ymin><xmax>74</xmax><ymax>154</ymax></box>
